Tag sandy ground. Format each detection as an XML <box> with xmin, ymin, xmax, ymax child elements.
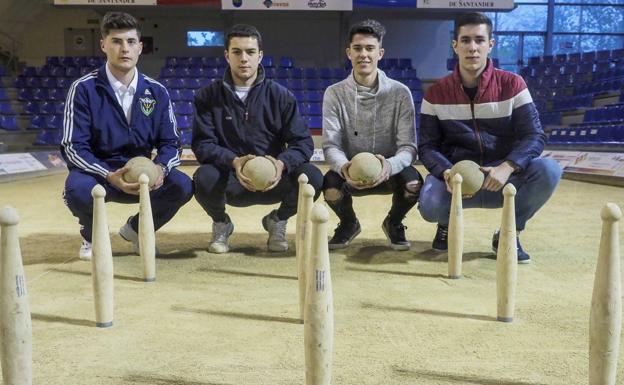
<box><xmin>1</xmin><ymin>165</ymin><xmax>624</xmax><ymax>385</ymax></box>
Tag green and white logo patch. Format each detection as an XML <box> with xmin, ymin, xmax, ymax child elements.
<box><xmin>139</xmin><ymin>97</ymin><xmax>156</xmax><ymax>116</ymax></box>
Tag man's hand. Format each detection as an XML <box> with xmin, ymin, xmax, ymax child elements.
<box><xmin>368</xmin><ymin>154</ymin><xmax>391</xmax><ymax>188</ymax></box>
<box><xmin>106</xmin><ymin>166</ymin><xmax>140</xmax><ymax>195</ymax></box>
<box><xmin>442</xmin><ymin>169</ymin><xmax>453</xmax><ymax>193</ymax></box>
<box><xmin>232</xmin><ymin>154</ymin><xmax>257</xmax><ymax>191</ymax></box>
<box><xmin>151</xmin><ymin>165</ymin><xmax>165</xmax><ymax>191</ymax></box>
<box><xmin>480</xmin><ymin>161</ymin><xmax>516</xmax><ymax>192</ymax></box>
<box><xmin>341</xmin><ymin>162</ymin><xmax>367</xmax><ymax>190</ymax></box>
<box><xmin>263</xmin><ymin>155</ymin><xmax>285</xmax><ymax>192</ymax></box>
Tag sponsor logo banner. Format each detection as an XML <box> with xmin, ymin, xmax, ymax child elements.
<box><xmin>54</xmin><ymin>0</ymin><xmax>157</xmax><ymax>5</ymax></box>
<box><xmin>417</xmin><ymin>0</ymin><xmax>513</xmax><ymax>9</ymax></box>
<box><xmin>222</xmin><ymin>0</ymin><xmax>352</xmax><ymax>10</ymax></box>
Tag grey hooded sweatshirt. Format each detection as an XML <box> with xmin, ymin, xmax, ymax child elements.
<box><xmin>322</xmin><ymin>69</ymin><xmax>417</xmax><ymax>176</ymax></box>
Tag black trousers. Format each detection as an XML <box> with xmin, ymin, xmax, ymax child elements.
<box><xmin>194</xmin><ymin>163</ymin><xmax>323</xmax><ymax>222</ymax></box>
<box><xmin>322</xmin><ymin>166</ymin><xmax>423</xmax><ymax>224</ymax></box>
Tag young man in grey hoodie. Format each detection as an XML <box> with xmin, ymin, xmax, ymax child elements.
<box><xmin>322</xmin><ymin>19</ymin><xmax>423</xmax><ymax>251</ymax></box>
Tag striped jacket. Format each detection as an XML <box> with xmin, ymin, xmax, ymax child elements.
<box><xmin>418</xmin><ymin>60</ymin><xmax>546</xmax><ymax>179</ymax></box>
<box><xmin>61</xmin><ymin>65</ymin><xmax>181</xmax><ymax>179</ymax></box>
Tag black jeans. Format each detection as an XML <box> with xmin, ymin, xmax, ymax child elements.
<box><xmin>322</xmin><ymin>166</ymin><xmax>423</xmax><ymax>224</ymax></box>
<box><xmin>193</xmin><ymin>163</ymin><xmax>323</xmax><ymax>222</ymax></box>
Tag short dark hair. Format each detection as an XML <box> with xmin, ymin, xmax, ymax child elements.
<box><xmin>225</xmin><ymin>24</ymin><xmax>263</xmax><ymax>51</ymax></box>
<box><xmin>348</xmin><ymin>19</ymin><xmax>386</xmax><ymax>46</ymax></box>
<box><xmin>454</xmin><ymin>12</ymin><xmax>493</xmax><ymax>40</ymax></box>
<box><xmin>100</xmin><ymin>12</ymin><xmax>141</xmax><ymax>39</ymax></box>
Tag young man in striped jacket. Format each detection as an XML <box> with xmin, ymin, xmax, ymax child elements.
<box><xmin>417</xmin><ymin>12</ymin><xmax>562</xmax><ymax>263</ymax></box>
<box><xmin>61</xmin><ymin>12</ymin><xmax>193</xmax><ymax>260</ymax></box>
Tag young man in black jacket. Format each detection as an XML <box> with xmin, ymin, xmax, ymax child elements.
<box><xmin>192</xmin><ymin>24</ymin><xmax>322</xmax><ymax>253</ymax></box>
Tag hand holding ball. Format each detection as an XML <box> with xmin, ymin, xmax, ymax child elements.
<box><xmin>242</xmin><ymin>156</ymin><xmax>278</xmax><ymax>191</ymax></box>
<box><xmin>122</xmin><ymin>157</ymin><xmax>160</xmax><ymax>187</ymax></box>
<box><xmin>349</xmin><ymin>152</ymin><xmax>383</xmax><ymax>184</ymax></box>
<box><xmin>450</xmin><ymin>160</ymin><xmax>484</xmax><ymax>196</ymax></box>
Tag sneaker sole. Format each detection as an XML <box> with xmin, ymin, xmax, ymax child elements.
<box><xmin>328</xmin><ymin>227</ymin><xmax>361</xmax><ymax>250</ymax></box>
<box><xmin>381</xmin><ymin>224</ymin><xmax>410</xmax><ymax>251</ymax></box>
<box><xmin>431</xmin><ymin>246</ymin><xmax>448</xmax><ymax>252</ymax></box>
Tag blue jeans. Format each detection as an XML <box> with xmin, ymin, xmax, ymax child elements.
<box><xmin>418</xmin><ymin>158</ymin><xmax>562</xmax><ymax>231</ymax></box>
<box><xmin>63</xmin><ymin>168</ymin><xmax>193</xmax><ymax>242</ymax></box>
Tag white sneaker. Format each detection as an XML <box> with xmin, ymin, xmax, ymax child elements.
<box><xmin>209</xmin><ymin>217</ymin><xmax>234</xmax><ymax>254</ymax></box>
<box><xmin>262</xmin><ymin>210</ymin><xmax>288</xmax><ymax>252</ymax></box>
<box><xmin>119</xmin><ymin>219</ymin><xmax>160</xmax><ymax>256</ymax></box>
<box><xmin>79</xmin><ymin>239</ymin><xmax>92</xmax><ymax>261</ymax></box>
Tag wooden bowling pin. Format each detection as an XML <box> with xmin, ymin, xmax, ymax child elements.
<box><xmin>0</xmin><ymin>206</ymin><xmax>33</xmax><ymax>385</ymax></box>
<box><xmin>589</xmin><ymin>203</ymin><xmax>622</xmax><ymax>385</ymax></box>
<box><xmin>296</xmin><ymin>174</ymin><xmax>309</xmax><ymax>322</ymax></box>
<box><xmin>138</xmin><ymin>174</ymin><xmax>156</xmax><ymax>282</ymax></box>
<box><xmin>304</xmin><ymin>204</ymin><xmax>333</xmax><ymax>385</ymax></box>
<box><xmin>496</xmin><ymin>183</ymin><xmax>517</xmax><ymax>322</ymax></box>
<box><xmin>298</xmin><ymin>184</ymin><xmax>315</xmax><ymax>323</ymax></box>
<box><xmin>91</xmin><ymin>185</ymin><xmax>114</xmax><ymax>328</ymax></box>
<box><xmin>448</xmin><ymin>173</ymin><xmax>463</xmax><ymax>279</ymax></box>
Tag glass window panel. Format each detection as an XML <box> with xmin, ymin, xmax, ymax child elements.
<box><xmin>556</xmin><ymin>0</ymin><xmax>622</xmax><ymax>4</ymax></box>
<box><xmin>554</xmin><ymin>6</ymin><xmax>580</xmax><ymax>33</ymax></box>
<box><xmin>493</xmin><ymin>34</ymin><xmax>520</xmax><ymax>65</ymax></box>
<box><xmin>494</xmin><ymin>5</ymin><xmax>547</xmax><ymax>32</ymax></box>
<box><xmin>580</xmin><ymin>35</ymin><xmax>624</xmax><ymax>52</ymax></box>
<box><xmin>581</xmin><ymin>6</ymin><xmax>624</xmax><ymax>33</ymax></box>
<box><xmin>552</xmin><ymin>34</ymin><xmax>580</xmax><ymax>55</ymax></box>
<box><xmin>523</xmin><ymin>35</ymin><xmax>545</xmax><ymax>65</ymax></box>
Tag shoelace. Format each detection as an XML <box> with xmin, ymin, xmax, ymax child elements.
<box><xmin>272</xmin><ymin>219</ymin><xmax>287</xmax><ymax>240</ymax></box>
<box><xmin>212</xmin><ymin>222</ymin><xmax>231</xmax><ymax>242</ymax></box>
<box><xmin>438</xmin><ymin>226</ymin><xmax>448</xmax><ymax>240</ymax></box>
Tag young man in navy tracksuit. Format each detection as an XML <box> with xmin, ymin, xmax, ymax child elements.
<box><xmin>417</xmin><ymin>13</ymin><xmax>562</xmax><ymax>263</ymax></box>
<box><xmin>192</xmin><ymin>24</ymin><xmax>323</xmax><ymax>254</ymax></box>
<box><xmin>61</xmin><ymin>12</ymin><xmax>193</xmax><ymax>260</ymax></box>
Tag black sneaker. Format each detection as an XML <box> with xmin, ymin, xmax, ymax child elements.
<box><xmin>432</xmin><ymin>224</ymin><xmax>448</xmax><ymax>251</ymax></box>
<box><xmin>328</xmin><ymin>220</ymin><xmax>361</xmax><ymax>250</ymax></box>
<box><xmin>381</xmin><ymin>216</ymin><xmax>410</xmax><ymax>251</ymax></box>
<box><xmin>492</xmin><ymin>230</ymin><xmax>531</xmax><ymax>264</ymax></box>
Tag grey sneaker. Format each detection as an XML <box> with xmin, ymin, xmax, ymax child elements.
<box><xmin>262</xmin><ymin>210</ymin><xmax>288</xmax><ymax>252</ymax></box>
<box><xmin>119</xmin><ymin>218</ymin><xmax>160</xmax><ymax>256</ymax></box>
<box><xmin>79</xmin><ymin>239</ymin><xmax>92</xmax><ymax>261</ymax></box>
<box><xmin>209</xmin><ymin>216</ymin><xmax>234</xmax><ymax>254</ymax></box>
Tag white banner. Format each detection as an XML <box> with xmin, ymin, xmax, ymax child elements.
<box><xmin>542</xmin><ymin>150</ymin><xmax>624</xmax><ymax>177</ymax></box>
<box><xmin>54</xmin><ymin>0</ymin><xmax>156</xmax><ymax>5</ymax></box>
<box><xmin>0</xmin><ymin>153</ymin><xmax>47</xmax><ymax>175</ymax></box>
<box><xmin>417</xmin><ymin>0</ymin><xmax>513</xmax><ymax>9</ymax></box>
<box><xmin>222</xmin><ymin>0</ymin><xmax>352</xmax><ymax>10</ymax></box>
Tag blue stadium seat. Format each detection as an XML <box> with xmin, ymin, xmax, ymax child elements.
<box><xmin>180</xmin><ymin>89</ymin><xmax>195</xmax><ymax>101</ymax></box>
<box><xmin>332</xmin><ymin>68</ymin><xmax>348</xmax><ymax>79</ymax></box>
<box><xmin>36</xmin><ymin>67</ymin><xmax>50</xmax><ymax>77</ymax></box>
<box><xmin>403</xmin><ymin>69</ymin><xmax>418</xmax><ymax>79</ymax></box>
<box><xmin>292</xmin><ymin>90</ymin><xmax>305</xmax><ymax>102</ymax></box>
<box><xmin>49</xmin><ymin>66</ymin><xmax>65</xmax><ymax>77</ymax></box>
<box><xmin>160</xmin><ymin>67</ymin><xmax>176</xmax><ymax>78</ymax></box>
<box><xmin>288</xmin><ymin>79</ymin><xmax>304</xmax><ymax>90</ymax></box>
<box><xmin>0</xmin><ymin>102</ymin><xmax>13</xmax><ymax>114</ymax></box>
<box><xmin>45</xmin><ymin>115</ymin><xmax>64</xmax><ymax>130</ymax></box>
<box><xmin>307</xmin><ymin>103</ymin><xmax>321</xmax><ymax>115</ymax></box>
<box><xmin>261</xmin><ymin>56</ymin><xmax>274</xmax><ymax>68</ymax></box>
<box><xmin>22</xmin><ymin>67</ymin><xmax>37</xmax><ymax>77</ymax></box>
<box><xmin>582</xmin><ymin>51</ymin><xmax>596</xmax><ymax>63</ymax></box>
<box><xmin>173</xmin><ymin>102</ymin><xmax>193</xmax><ymax>115</ymax></box>
<box><xmin>290</xmin><ymin>68</ymin><xmax>303</xmax><ymax>79</ymax></box>
<box><xmin>56</xmin><ymin>77</ymin><xmax>73</xmax><ymax>89</ymax></box>
<box><xmin>387</xmin><ymin>69</ymin><xmax>404</xmax><ymax>79</ymax></box>
<box><xmin>40</xmin><ymin>77</ymin><xmax>56</xmax><ymax>88</ymax></box>
<box><xmin>22</xmin><ymin>101</ymin><xmax>40</xmax><ymax>114</ymax></box>
<box><xmin>318</xmin><ymin>79</ymin><xmax>334</xmax><ymax>89</ymax></box>
<box><xmin>65</xmin><ymin>67</ymin><xmax>80</xmax><ymax>78</ymax></box>
<box><xmin>280</xmin><ymin>57</ymin><xmax>294</xmax><ymax>68</ymax></box>
<box><xmin>46</xmin><ymin>56</ymin><xmax>60</xmax><ymax>66</ymax></box>
<box><xmin>184</xmin><ymin>78</ymin><xmax>203</xmax><ymax>89</ymax></box>
<box><xmin>215</xmin><ymin>57</ymin><xmax>228</xmax><ymax>68</ymax></box>
<box><xmin>180</xmin><ymin>130</ymin><xmax>192</xmax><ymax>146</ymax></box>
<box><xmin>169</xmin><ymin>89</ymin><xmax>182</xmax><ymax>102</ymax></box>
<box><xmin>175</xmin><ymin>67</ymin><xmax>191</xmax><ymax>78</ymax></box>
<box><xmin>303</xmin><ymin>68</ymin><xmax>317</xmax><ymax>79</ymax></box>
<box><xmin>304</xmin><ymin>79</ymin><xmax>319</xmax><ymax>90</ymax></box>
<box><xmin>26</xmin><ymin>77</ymin><xmax>42</xmax><ymax>88</ymax></box>
<box><xmin>398</xmin><ymin>58</ymin><xmax>412</xmax><ymax>69</ymax></box>
<box><xmin>306</xmin><ymin>90</ymin><xmax>323</xmax><ymax>103</ymax></box>
<box><xmin>0</xmin><ymin>116</ymin><xmax>19</xmax><ymax>131</ymax></box>
<box><xmin>29</xmin><ymin>115</ymin><xmax>46</xmax><ymax>130</ymax></box>
<box><xmin>177</xmin><ymin>115</ymin><xmax>192</xmax><ymax>130</ymax></box>
<box><xmin>275</xmin><ymin>68</ymin><xmax>290</xmax><ymax>79</ymax></box>
<box><xmin>554</xmin><ymin>54</ymin><xmax>567</xmax><ymax>64</ymax></box>
<box><xmin>203</xmin><ymin>57</ymin><xmax>217</xmax><ymax>68</ymax></box>
<box><xmin>189</xmin><ymin>57</ymin><xmax>203</xmax><ymax>68</ymax></box>
<box><xmin>386</xmin><ymin>58</ymin><xmax>399</xmax><ymax>69</ymax></box>
<box><xmin>32</xmin><ymin>88</ymin><xmax>49</xmax><ymax>101</ymax></box>
<box><xmin>274</xmin><ymin>78</ymin><xmax>288</xmax><ymax>88</ymax></box>
<box><xmin>34</xmin><ymin>130</ymin><xmax>61</xmax><ymax>145</ymax></box>
<box><xmin>307</xmin><ymin>115</ymin><xmax>322</xmax><ymax>129</ymax></box>
<box><xmin>318</xmin><ymin>68</ymin><xmax>332</xmax><ymax>79</ymax></box>
<box><xmin>48</xmin><ymin>88</ymin><xmax>66</xmax><ymax>101</ymax></box>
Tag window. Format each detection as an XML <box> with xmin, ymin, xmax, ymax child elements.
<box><xmin>187</xmin><ymin>31</ymin><xmax>224</xmax><ymax>47</ymax></box>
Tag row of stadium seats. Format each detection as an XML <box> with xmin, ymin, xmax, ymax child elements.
<box><xmin>527</xmin><ymin>49</ymin><xmax>624</xmax><ymax>66</ymax></box>
<box><xmin>549</xmin><ymin>124</ymin><xmax>624</xmax><ymax>145</ymax></box>
<box><xmin>164</xmin><ymin>56</ymin><xmax>416</xmax><ymax>71</ymax></box>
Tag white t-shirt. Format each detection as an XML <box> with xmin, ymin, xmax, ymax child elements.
<box><xmin>106</xmin><ymin>64</ymin><xmax>138</xmax><ymax>123</ymax></box>
<box><xmin>235</xmin><ymin>86</ymin><xmax>251</xmax><ymax>102</ymax></box>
